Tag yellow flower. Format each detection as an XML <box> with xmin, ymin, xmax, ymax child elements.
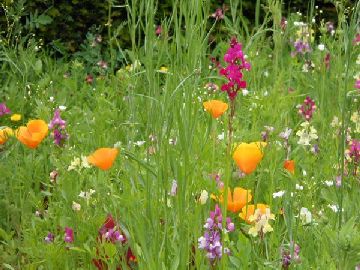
<box><xmin>10</xmin><ymin>114</ymin><xmax>21</xmax><ymax>121</ymax></box>
<box><xmin>159</xmin><ymin>66</ymin><xmax>169</xmax><ymax>73</ymax></box>
<box><xmin>233</xmin><ymin>142</ymin><xmax>267</xmax><ymax>174</ymax></box>
<box><xmin>248</xmin><ymin>207</ymin><xmax>275</xmax><ymax>237</ymax></box>
<box><xmin>0</xmin><ymin>127</ymin><xmax>14</xmax><ymax>144</ymax></box>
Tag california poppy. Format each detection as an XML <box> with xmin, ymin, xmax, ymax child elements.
<box><xmin>203</xmin><ymin>100</ymin><xmax>228</xmax><ymax>119</ymax></box>
<box><xmin>284</xmin><ymin>160</ymin><xmax>295</xmax><ymax>174</ymax></box>
<box><xmin>16</xmin><ymin>120</ymin><xmax>48</xmax><ymax>149</ymax></box>
<box><xmin>214</xmin><ymin>187</ymin><xmax>252</xmax><ymax>213</ymax></box>
<box><xmin>233</xmin><ymin>142</ymin><xmax>266</xmax><ymax>174</ymax></box>
<box><xmin>0</xmin><ymin>127</ymin><xmax>13</xmax><ymax>144</ymax></box>
<box><xmin>239</xmin><ymin>203</ymin><xmax>269</xmax><ymax>223</ymax></box>
<box><xmin>87</xmin><ymin>148</ymin><xmax>119</xmax><ymax>170</ymax></box>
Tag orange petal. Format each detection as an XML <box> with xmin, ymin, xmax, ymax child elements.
<box><xmin>284</xmin><ymin>160</ymin><xmax>295</xmax><ymax>174</ymax></box>
<box><xmin>203</xmin><ymin>100</ymin><xmax>228</xmax><ymax>119</ymax></box>
<box><xmin>233</xmin><ymin>142</ymin><xmax>266</xmax><ymax>174</ymax></box>
<box><xmin>16</xmin><ymin>127</ymin><xmax>41</xmax><ymax>149</ymax></box>
<box><xmin>87</xmin><ymin>148</ymin><xmax>119</xmax><ymax>170</ymax></box>
<box><xmin>27</xmin><ymin>120</ymin><xmax>48</xmax><ymax>141</ymax></box>
<box><xmin>216</xmin><ymin>187</ymin><xmax>252</xmax><ymax>213</ymax></box>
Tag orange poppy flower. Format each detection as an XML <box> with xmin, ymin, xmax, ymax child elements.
<box><xmin>16</xmin><ymin>120</ymin><xmax>48</xmax><ymax>149</ymax></box>
<box><xmin>87</xmin><ymin>148</ymin><xmax>119</xmax><ymax>170</ymax></box>
<box><xmin>239</xmin><ymin>203</ymin><xmax>269</xmax><ymax>223</ymax></box>
<box><xmin>203</xmin><ymin>100</ymin><xmax>228</xmax><ymax>119</ymax></box>
<box><xmin>284</xmin><ymin>160</ymin><xmax>295</xmax><ymax>174</ymax></box>
<box><xmin>0</xmin><ymin>127</ymin><xmax>13</xmax><ymax>144</ymax></box>
<box><xmin>212</xmin><ymin>187</ymin><xmax>252</xmax><ymax>213</ymax></box>
<box><xmin>233</xmin><ymin>142</ymin><xmax>266</xmax><ymax>174</ymax></box>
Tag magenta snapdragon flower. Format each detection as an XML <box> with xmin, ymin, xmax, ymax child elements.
<box><xmin>0</xmin><ymin>103</ymin><xmax>11</xmax><ymax>117</ymax></box>
<box><xmin>219</xmin><ymin>38</ymin><xmax>250</xmax><ymax>100</ymax></box>
<box><xmin>64</xmin><ymin>227</ymin><xmax>74</xmax><ymax>243</ymax></box>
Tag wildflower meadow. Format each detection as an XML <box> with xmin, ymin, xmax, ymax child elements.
<box><xmin>1</xmin><ymin>0</ymin><xmax>360</xmax><ymax>269</ymax></box>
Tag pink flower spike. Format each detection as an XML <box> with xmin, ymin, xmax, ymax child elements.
<box><xmin>64</xmin><ymin>227</ymin><xmax>74</xmax><ymax>243</ymax></box>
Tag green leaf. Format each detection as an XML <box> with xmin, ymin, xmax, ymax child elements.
<box><xmin>36</xmin><ymin>14</ymin><xmax>53</xmax><ymax>25</ymax></box>
<box><xmin>34</xmin><ymin>59</ymin><xmax>42</xmax><ymax>74</ymax></box>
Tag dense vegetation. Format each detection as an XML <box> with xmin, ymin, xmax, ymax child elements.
<box><xmin>0</xmin><ymin>0</ymin><xmax>359</xmax><ymax>269</ymax></box>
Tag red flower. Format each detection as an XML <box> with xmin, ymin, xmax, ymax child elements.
<box><xmin>93</xmin><ymin>214</ymin><xmax>136</xmax><ymax>270</ymax></box>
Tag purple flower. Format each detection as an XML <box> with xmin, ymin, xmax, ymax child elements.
<box><xmin>49</xmin><ymin>109</ymin><xmax>68</xmax><ymax>146</ymax></box>
<box><xmin>0</xmin><ymin>103</ymin><xmax>11</xmax><ymax>117</ymax></box>
<box><xmin>44</xmin><ymin>232</ymin><xmax>54</xmax><ymax>243</ymax></box>
<box><xmin>49</xmin><ymin>109</ymin><xmax>66</xmax><ymax>129</ymax></box>
<box><xmin>64</xmin><ymin>227</ymin><xmax>74</xmax><ymax>243</ymax></box>
<box><xmin>281</xmin><ymin>243</ymin><xmax>301</xmax><ymax>269</ymax></box>
<box><xmin>325</xmin><ymin>21</ymin><xmax>335</xmax><ymax>34</ymax></box>
<box><xmin>198</xmin><ymin>204</ymin><xmax>234</xmax><ymax>265</ymax></box>
<box><xmin>298</xmin><ymin>96</ymin><xmax>316</xmax><ymax>121</ymax></box>
<box><xmin>211</xmin><ymin>8</ymin><xmax>224</xmax><ymax>20</ymax></box>
<box><xmin>335</xmin><ymin>175</ymin><xmax>342</xmax><ymax>187</ymax></box>
<box><xmin>291</xmin><ymin>40</ymin><xmax>311</xmax><ymax>57</ymax></box>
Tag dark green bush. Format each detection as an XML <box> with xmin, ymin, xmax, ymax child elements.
<box><xmin>0</xmin><ymin>0</ymin><xmax>353</xmax><ymax>53</ymax></box>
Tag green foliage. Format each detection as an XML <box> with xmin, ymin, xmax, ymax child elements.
<box><xmin>0</xmin><ymin>0</ymin><xmax>360</xmax><ymax>269</ymax></box>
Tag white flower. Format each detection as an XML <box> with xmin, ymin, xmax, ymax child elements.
<box><xmin>114</xmin><ymin>141</ymin><xmax>122</xmax><ymax>148</ymax></box>
<box><xmin>296</xmin><ymin>122</ymin><xmax>318</xmax><ymax>146</ymax></box>
<box><xmin>300</xmin><ymin>207</ymin><xmax>312</xmax><ymax>224</ymax></box>
<box><xmin>49</xmin><ymin>96</ymin><xmax>54</xmax><ymax>102</ymax></box>
<box><xmin>279</xmin><ymin>127</ymin><xmax>292</xmax><ymax>140</ymax></box>
<box><xmin>68</xmin><ymin>157</ymin><xmax>81</xmax><ymax>171</ymax></box>
<box><xmin>295</xmin><ymin>184</ymin><xmax>304</xmax><ymax>190</ymax></box>
<box><xmin>318</xmin><ymin>44</ymin><xmax>325</xmax><ymax>51</ymax></box>
<box><xmin>350</xmin><ymin>111</ymin><xmax>360</xmax><ymax>133</ymax></box>
<box><xmin>72</xmin><ymin>201</ymin><xmax>81</xmax><ymax>211</ymax></box>
<box><xmin>79</xmin><ymin>189</ymin><xmax>96</xmax><ymax>201</ymax></box>
<box><xmin>356</xmin><ymin>54</ymin><xmax>360</xmax><ymax>65</ymax></box>
<box><xmin>199</xmin><ymin>190</ymin><xmax>209</xmax><ymax>205</ymax></box>
<box><xmin>324</xmin><ymin>180</ymin><xmax>334</xmax><ymax>187</ymax></box>
<box><xmin>330</xmin><ymin>116</ymin><xmax>341</xmax><ymax>128</ymax></box>
<box><xmin>217</xmin><ymin>132</ymin><xmax>225</xmax><ymax>140</ymax></box>
<box><xmin>81</xmin><ymin>155</ymin><xmax>91</xmax><ymax>168</ymax></box>
<box><xmin>134</xmin><ymin>140</ymin><xmax>146</xmax><ymax>147</ymax></box>
<box><xmin>242</xmin><ymin>89</ymin><xmax>249</xmax><ymax>96</ymax></box>
<box><xmin>272</xmin><ymin>190</ymin><xmax>285</xmax><ymax>198</ymax></box>
<box><xmin>328</xmin><ymin>204</ymin><xmax>342</xmax><ymax>213</ymax></box>
<box><xmin>169</xmin><ymin>138</ymin><xmax>177</xmax><ymax>145</ymax></box>
<box><xmin>263</xmin><ymin>71</ymin><xmax>269</xmax><ymax>77</ymax></box>
<box><xmin>59</xmin><ymin>105</ymin><xmax>67</xmax><ymax>111</ymax></box>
